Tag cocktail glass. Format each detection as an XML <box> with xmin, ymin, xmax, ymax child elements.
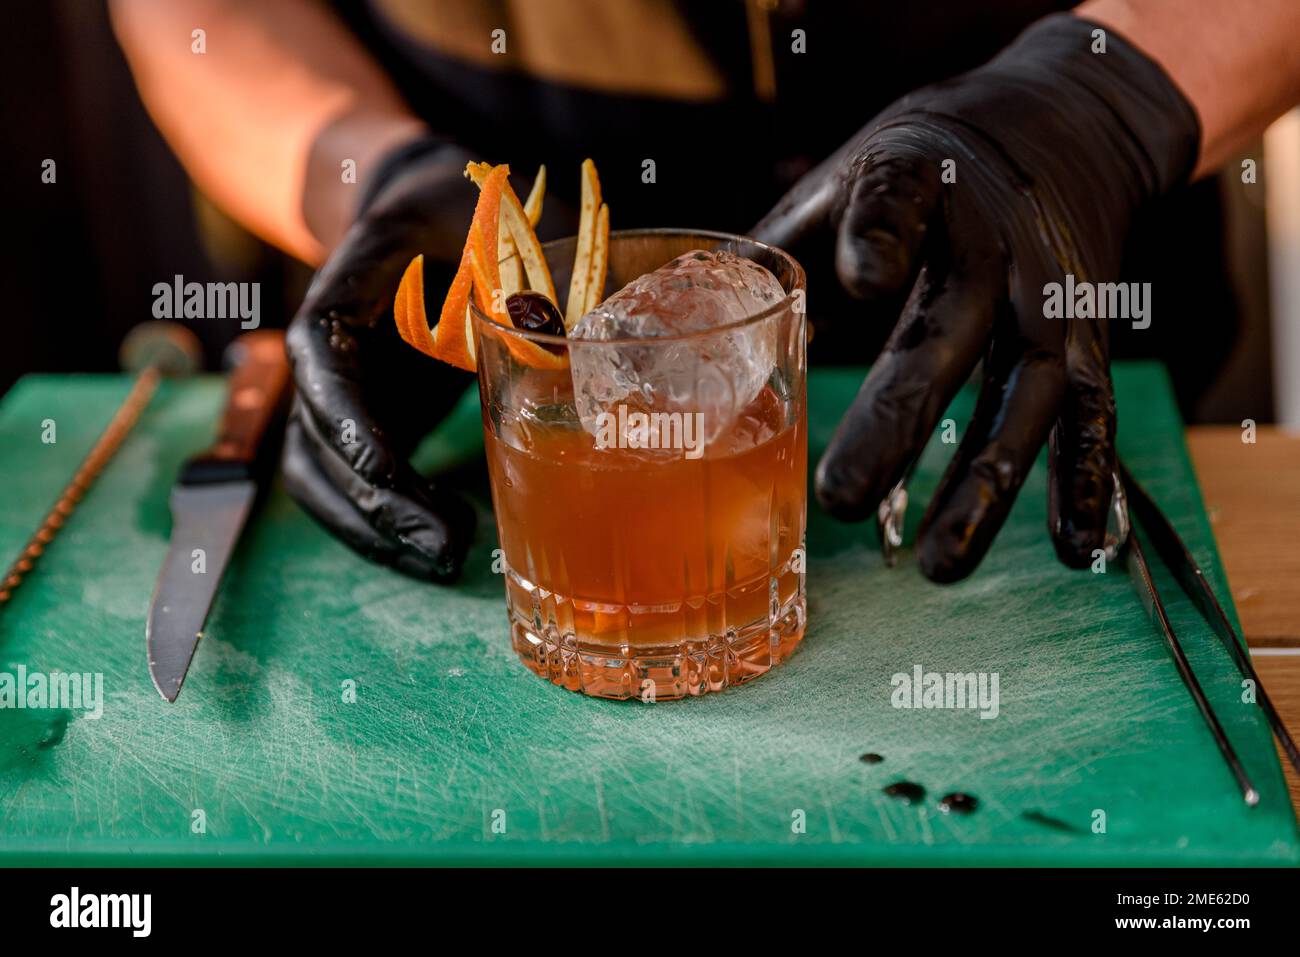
<box><xmin>472</xmin><ymin>229</ymin><xmax>807</xmax><ymax>700</ymax></box>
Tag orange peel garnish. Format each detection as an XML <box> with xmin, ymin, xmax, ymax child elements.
<box><xmin>522</xmin><ymin>165</ymin><xmax>545</xmax><ymax>227</ymax></box>
<box><xmin>467</xmin><ymin>162</ymin><xmax>534</xmax><ymax>296</ymax></box>
<box><xmin>585</xmin><ymin>201</ymin><xmax>609</xmax><ymax>316</ymax></box>
<box><xmin>393</xmin><ymin>253</ymin><xmax>477</xmax><ymax>371</ymax></box>
<box><xmin>394</xmin><ymin>160</ymin><xmax>586</xmax><ymax>373</ymax></box>
<box><xmin>465</xmin><ymin>163</ymin><xmax>556</xmax><ymax>304</ymax></box>
<box><xmin>466</xmin><ymin>164</ymin><xmax>508</xmax><ymax>321</ymax></box>
<box><xmin>564</xmin><ymin>159</ymin><xmax>603</xmax><ymax>330</ymax></box>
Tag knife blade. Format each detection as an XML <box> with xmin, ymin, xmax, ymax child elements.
<box><xmin>147</xmin><ymin>330</ymin><xmax>290</xmax><ymax>701</ymax></box>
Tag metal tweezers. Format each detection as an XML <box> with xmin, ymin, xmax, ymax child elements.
<box><xmin>877</xmin><ymin>459</ymin><xmax>1300</xmax><ymax>806</ymax></box>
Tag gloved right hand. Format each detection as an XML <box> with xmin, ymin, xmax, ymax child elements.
<box><xmin>283</xmin><ymin>138</ymin><xmax>483</xmax><ymax>582</ymax></box>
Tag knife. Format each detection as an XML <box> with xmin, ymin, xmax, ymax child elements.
<box><xmin>147</xmin><ymin>330</ymin><xmax>291</xmax><ymax>702</ymax></box>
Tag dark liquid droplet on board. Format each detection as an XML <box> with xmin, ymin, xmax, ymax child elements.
<box><xmin>938</xmin><ymin>792</ymin><xmax>978</xmax><ymax>814</ymax></box>
<box><xmin>1021</xmin><ymin>810</ymin><xmax>1082</xmax><ymax>834</ymax></box>
<box><xmin>882</xmin><ymin>781</ymin><xmax>925</xmax><ymax>804</ymax></box>
<box><xmin>859</xmin><ymin>753</ymin><xmax>884</xmax><ymax>765</ymax></box>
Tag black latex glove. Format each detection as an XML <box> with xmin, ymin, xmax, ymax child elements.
<box><xmin>283</xmin><ymin>139</ymin><xmax>482</xmax><ymax>581</ymax></box>
<box><xmin>752</xmin><ymin>14</ymin><xmax>1199</xmax><ymax>582</ymax></box>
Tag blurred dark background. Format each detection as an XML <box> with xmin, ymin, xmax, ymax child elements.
<box><xmin>1</xmin><ymin>0</ymin><xmax>1279</xmax><ymax>424</ymax></box>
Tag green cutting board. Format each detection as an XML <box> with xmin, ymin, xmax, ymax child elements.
<box><xmin>0</xmin><ymin>365</ymin><xmax>1295</xmax><ymax>865</ymax></box>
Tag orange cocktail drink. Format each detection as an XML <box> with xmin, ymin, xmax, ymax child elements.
<box><xmin>473</xmin><ymin>230</ymin><xmax>807</xmax><ymax>699</ymax></box>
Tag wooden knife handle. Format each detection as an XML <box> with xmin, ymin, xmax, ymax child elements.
<box><xmin>180</xmin><ymin>330</ymin><xmax>292</xmax><ymax>486</ymax></box>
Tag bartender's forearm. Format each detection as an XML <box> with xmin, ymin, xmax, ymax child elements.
<box><xmin>1078</xmin><ymin>0</ymin><xmax>1300</xmax><ymax>178</ymax></box>
<box><xmin>109</xmin><ymin>0</ymin><xmax>428</xmax><ymax>263</ymax></box>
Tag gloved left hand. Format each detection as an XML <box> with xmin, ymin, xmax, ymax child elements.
<box><xmin>752</xmin><ymin>14</ymin><xmax>1200</xmax><ymax>581</ymax></box>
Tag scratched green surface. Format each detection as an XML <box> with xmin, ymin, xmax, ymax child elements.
<box><xmin>0</xmin><ymin>365</ymin><xmax>1295</xmax><ymax>866</ymax></box>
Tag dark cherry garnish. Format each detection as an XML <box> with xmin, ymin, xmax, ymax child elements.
<box><xmin>506</xmin><ymin>292</ymin><xmax>565</xmax><ymax>337</ymax></box>
<box><xmin>505</xmin><ymin>292</ymin><xmax>566</xmax><ymax>356</ymax></box>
